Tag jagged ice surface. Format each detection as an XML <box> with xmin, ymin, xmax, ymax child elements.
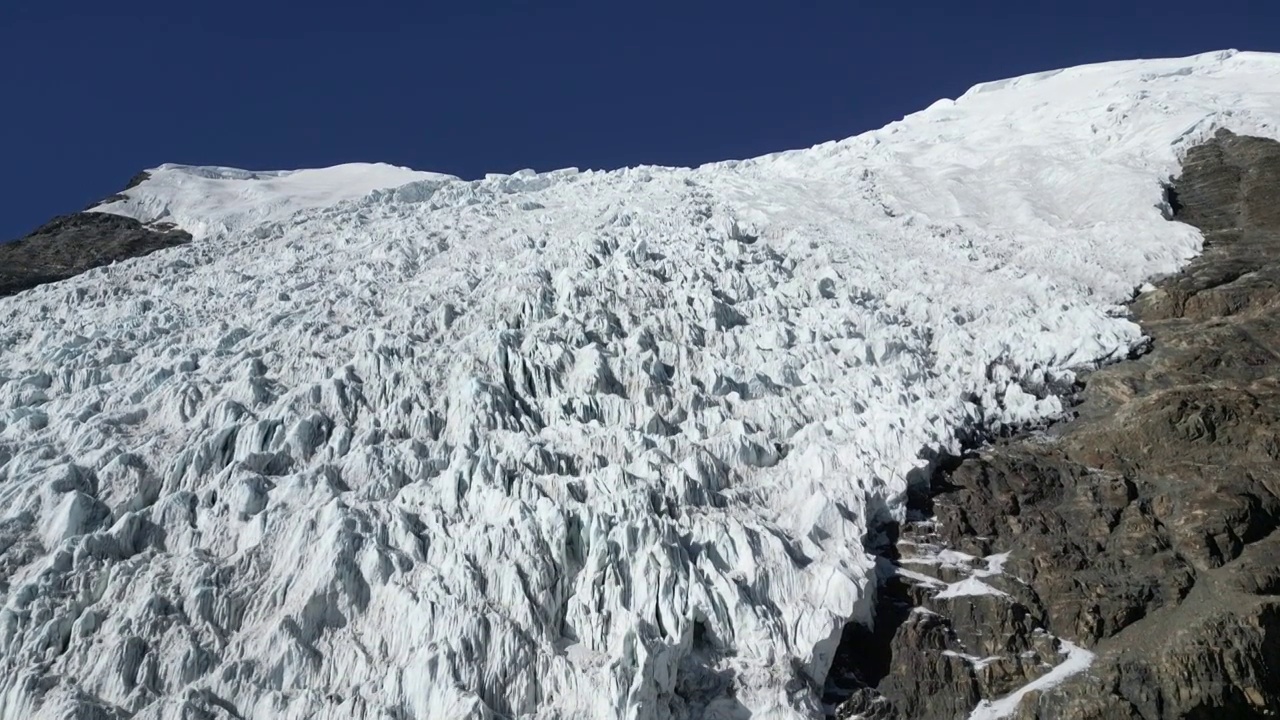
<box><xmin>3</xmin><ymin>50</ymin><xmax>1280</xmax><ymax>720</ymax></box>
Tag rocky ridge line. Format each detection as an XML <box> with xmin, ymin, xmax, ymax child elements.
<box><xmin>0</xmin><ymin>173</ymin><xmax>191</xmax><ymax>298</ymax></box>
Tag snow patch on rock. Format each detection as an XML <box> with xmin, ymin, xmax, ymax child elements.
<box><xmin>968</xmin><ymin>640</ymin><xmax>1097</xmax><ymax>720</ymax></box>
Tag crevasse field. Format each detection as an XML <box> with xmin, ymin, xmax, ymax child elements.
<box><xmin>2</xmin><ymin>50</ymin><xmax>1279</xmax><ymax>720</ymax></box>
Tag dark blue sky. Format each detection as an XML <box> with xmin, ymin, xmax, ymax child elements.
<box><xmin>0</xmin><ymin>1</ymin><xmax>1271</xmax><ymax>241</ymax></box>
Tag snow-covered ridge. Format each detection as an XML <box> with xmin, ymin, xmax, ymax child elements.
<box><xmin>94</xmin><ymin>162</ymin><xmax>457</xmax><ymax>240</ymax></box>
<box><xmin>2</xmin><ymin>50</ymin><xmax>1279</xmax><ymax>720</ymax></box>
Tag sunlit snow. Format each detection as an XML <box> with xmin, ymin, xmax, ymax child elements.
<box><xmin>967</xmin><ymin>640</ymin><xmax>1097</xmax><ymax>720</ymax></box>
<box><xmin>2</xmin><ymin>50</ymin><xmax>1279</xmax><ymax>720</ymax></box>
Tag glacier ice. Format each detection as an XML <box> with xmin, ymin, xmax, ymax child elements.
<box><xmin>2</xmin><ymin>50</ymin><xmax>1280</xmax><ymax>719</ymax></box>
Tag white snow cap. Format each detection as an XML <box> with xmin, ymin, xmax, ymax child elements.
<box><xmin>2</xmin><ymin>50</ymin><xmax>1279</xmax><ymax>720</ymax></box>
<box><xmin>94</xmin><ymin>162</ymin><xmax>457</xmax><ymax>239</ymax></box>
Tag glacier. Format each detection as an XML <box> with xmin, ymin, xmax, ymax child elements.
<box><xmin>2</xmin><ymin>50</ymin><xmax>1280</xmax><ymax>720</ymax></box>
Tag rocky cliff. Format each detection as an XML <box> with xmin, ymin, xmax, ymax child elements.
<box><xmin>832</xmin><ymin>130</ymin><xmax>1280</xmax><ymax>719</ymax></box>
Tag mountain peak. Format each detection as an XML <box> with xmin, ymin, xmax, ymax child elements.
<box><xmin>2</xmin><ymin>52</ymin><xmax>1280</xmax><ymax>719</ymax></box>
<box><xmin>92</xmin><ymin>162</ymin><xmax>458</xmax><ymax>240</ymax></box>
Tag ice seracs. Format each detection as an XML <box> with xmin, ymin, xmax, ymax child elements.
<box><xmin>2</xmin><ymin>50</ymin><xmax>1280</xmax><ymax>720</ymax></box>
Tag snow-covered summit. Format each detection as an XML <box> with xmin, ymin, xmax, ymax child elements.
<box><xmin>2</xmin><ymin>50</ymin><xmax>1280</xmax><ymax>720</ymax></box>
<box><xmin>95</xmin><ymin>162</ymin><xmax>456</xmax><ymax>240</ymax></box>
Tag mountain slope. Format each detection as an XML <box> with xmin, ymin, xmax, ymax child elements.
<box><xmin>0</xmin><ymin>212</ymin><xmax>190</xmax><ymax>299</ymax></box>
<box><xmin>1</xmin><ymin>50</ymin><xmax>1279</xmax><ymax>720</ymax></box>
<box><xmin>825</xmin><ymin>131</ymin><xmax>1280</xmax><ymax>720</ymax></box>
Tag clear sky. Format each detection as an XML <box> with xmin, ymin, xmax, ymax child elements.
<box><xmin>0</xmin><ymin>0</ymin><xmax>1273</xmax><ymax>241</ymax></box>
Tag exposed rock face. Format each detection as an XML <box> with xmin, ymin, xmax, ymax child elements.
<box><xmin>832</xmin><ymin>130</ymin><xmax>1280</xmax><ymax>718</ymax></box>
<box><xmin>1</xmin><ymin>177</ymin><xmax>190</xmax><ymax>297</ymax></box>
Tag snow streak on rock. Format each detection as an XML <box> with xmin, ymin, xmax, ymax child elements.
<box><xmin>2</xmin><ymin>50</ymin><xmax>1280</xmax><ymax>720</ymax></box>
<box><xmin>967</xmin><ymin>641</ymin><xmax>1096</xmax><ymax>720</ymax></box>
